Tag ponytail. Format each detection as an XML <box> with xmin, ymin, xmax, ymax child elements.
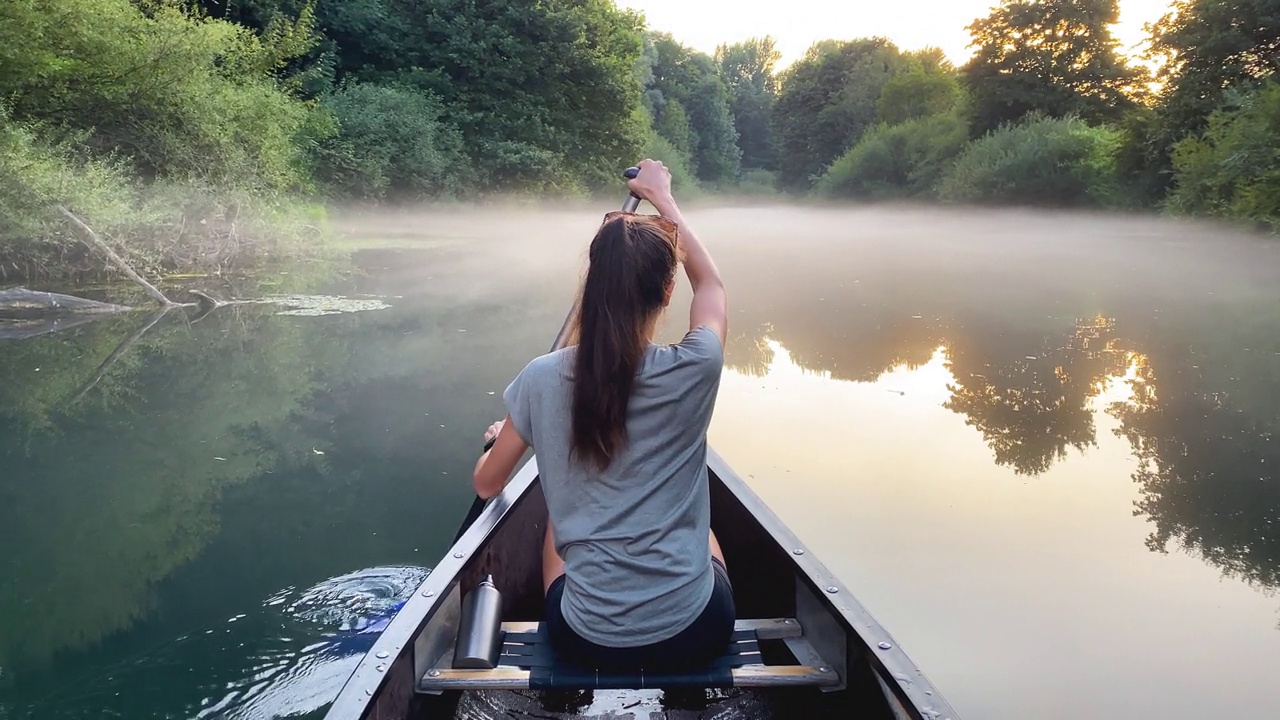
<box><xmin>570</xmin><ymin>214</ymin><xmax>679</xmax><ymax>469</ymax></box>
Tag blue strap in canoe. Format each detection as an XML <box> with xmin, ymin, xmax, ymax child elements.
<box><xmin>496</xmin><ymin>625</ymin><xmax>761</xmax><ymax>690</ymax></box>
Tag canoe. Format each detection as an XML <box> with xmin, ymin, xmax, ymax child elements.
<box><xmin>323</xmin><ymin>177</ymin><xmax>959</xmax><ymax>719</ymax></box>
<box><xmin>321</xmin><ymin>448</ymin><xmax>960</xmax><ymax>720</ymax></box>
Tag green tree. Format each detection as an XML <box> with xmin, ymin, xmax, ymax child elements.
<box><xmin>642</xmin><ymin>33</ymin><xmax>741</xmax><ymax>184</ymax></box>
<box><xmin>314</xmin><ymin>83</ymin><xmax>469</xmax><ymax>200</ymax></box>
<box><xmin>282</xmin><ymin>0</ymin><xmax>647</xmax><ymax>191</ymax></box>
<box><xmin>0</xmin><ymin>109</ymin><xmax>134</xmax><ymax>267</ymax></box>
<box><xmin>962</xmin><ymin>0</ymin><xmax>1144</xmax><ymax>136</ymax></box>
<box><xmin>0</xmin><ymin>0</ymin><xmax>332</xmax><ymax>276</ymax></box>
<box><xmin>1167</xmin><ymin>82</ymin><xmax>1280</xmax><ymax>230</ymax></box>
<box><xmin>716</xmin><ymin>36</ymin><xmax>780</xmax><ymax>171</ymax></box>
<box><xmin>773</xmin><ymin>38</ymin><xmax>911</xmax><ymax>190</ymax></box>
<box><xmin>637</xmin><ymin>119</ymin><xmax>699</xmax><ymax>193</ymax></box>
<box><xmin>1145</xmin><ymin>0</ymin><xmax>1280</xmax><ymax>197</ymax></box>
<box><xmin>654</xmin><ymin>98</ymin><xmax>696</xmax><ymax>160</ymax></box>
<box><xmin>878</xmin><ymin>69</ymin><xmax>962</xmax><ymax>125</ymax></box>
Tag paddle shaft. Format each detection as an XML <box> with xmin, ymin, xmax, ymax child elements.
<box><xmin>453</xmin><ymin>167</ymin><xmax>643</xmax><ymax>542</ymax></box>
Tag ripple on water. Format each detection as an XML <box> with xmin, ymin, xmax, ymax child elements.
<box><xmin>186</xmin><ymin>565</ymin><xmax>428</xmax><ymax>720</ymax></box>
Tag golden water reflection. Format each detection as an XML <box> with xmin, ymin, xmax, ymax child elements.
<box><xmin>709</xmin><ymin>331</ymin><xmax>1280</xmax><ymax>719</ymax></box>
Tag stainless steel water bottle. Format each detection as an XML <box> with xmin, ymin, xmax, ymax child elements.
<box><xmin>453</xmin><ymin>575</ymin><xmax>504</xmax><ymax>669</ymax></box>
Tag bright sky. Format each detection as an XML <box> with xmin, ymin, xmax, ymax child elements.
<box><xmin>616</xmin><ymin>0</ymin><xmax>1175</xmax><ymax>68</ymax></box>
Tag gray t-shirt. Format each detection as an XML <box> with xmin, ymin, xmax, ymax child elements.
<box><xmin>503</xmin><ymin>325</ymin><xmax>723</xmax><ymax>647</ymax></box>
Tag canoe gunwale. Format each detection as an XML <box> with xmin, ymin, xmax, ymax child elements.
<box><xmin>323</xmin><ymin>456</ymin><xmax>543</xmax><ymax>720</ymax></box>
<box><xmin>705</xmin><ymin>448</ymin><xmax>959</xmax><ymax>720</ymax></box>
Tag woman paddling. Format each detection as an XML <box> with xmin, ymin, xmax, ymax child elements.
<box><xmin>471</xmin><ymin>158</ymin><xmax>733</xmax><ymax>670</ymax></box>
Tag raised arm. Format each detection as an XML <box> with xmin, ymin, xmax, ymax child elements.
<box><xmin>628</xmin><ymin>160</ymin><xmax>727</xmax><ymax>343</ymax></box>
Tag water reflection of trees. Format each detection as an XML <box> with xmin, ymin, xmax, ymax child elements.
<box><xmin>0</xmin><ymin>307</ymin><xmax>343</xmax><ymax>679</ymax></box>
<box><xmin>724</xmin><ymin>302</ymin><xmax>1280</xmax><ymax>597</ymax></box>
<box><xmin>0</xmin><ymin>269</ymin><xmax>564</xmax><ymax>685</ymax></box>
<box><xmin>726</xmin><ymin>312</ymin><xmax>1134</xmax><ymax>476</ymax></box>
<box><xmin>944</xmin><ymin>316</ymin><xmax>1131</xmax><ymax>475</ymax></box>
<box><xmin>1111</xmin><ymin>350</ymin><xmax>1280</xmax><ymax>591</ymax></box>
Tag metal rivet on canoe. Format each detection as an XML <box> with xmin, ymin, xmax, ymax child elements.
<box><xmin>792</xmin><ymin>548</ymin><xmax>804</xmax><ymax>555</ymax></box>
<box><xmin>826</xmin><ymin>586</ymin><xmax>838</xmax><ymax>594</ymax></box>
<box><xmin>364</xmin><ymin>689</ymin><xmax>372</xmax><ymax>696</ymax></box>
<box><xmin>375</xmin><ymin>664</ymin><xmax>386</xmax><ymax>672</ymax></box>
<box><xmin>422</xmin><ymin>589</ymin><xmax>435</xmax><ymax>597</ymax></box>
<box><xmin>453</xmin><ymin>552</ymin><xmax>464</xmax><ymax>559</ymax></box>
<box><xmin>819</xmin><ymin>666</ymin><xmax>830</xmax><ymax>673</ymax></box>
<box><xmin>878</xmin><ymin>641</ymin><xmax>892</xmax><ymax>650</ymax></box>
<box><xmin>428</xmin><ymin>669</ymin><xmax>441</xmax><ymax>677</ymax></box>
<box><xmin>375</xmin><ymin>651</ymin><xmax>389</xmax><ymax>659</ymax></box>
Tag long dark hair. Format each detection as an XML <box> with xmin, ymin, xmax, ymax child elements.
<box><xmin>570</xmin><ymin>213</ymin><xmax>680</xmax><ymax>470</ymax></box>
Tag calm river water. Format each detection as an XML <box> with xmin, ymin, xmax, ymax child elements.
<box><xmin>2</xmin><ymin>204</ymin><xmax>1278</xmax><ymax>719</ymax></box>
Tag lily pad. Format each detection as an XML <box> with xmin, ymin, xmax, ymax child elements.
<box><xmin>260</xmin><ymin>294</ymin><xmax>391</xmax><ymax>317</ymax></box>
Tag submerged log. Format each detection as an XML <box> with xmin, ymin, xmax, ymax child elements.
<box><xmin>0</xmin><ymin>287</ymin><xmax>132</xmax><ymax>319</ymax></box>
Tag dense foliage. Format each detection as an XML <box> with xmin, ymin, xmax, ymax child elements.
<box><xmin>3</xmin><ymin>0</ymin><xmax>1279</xmax><ymax>278</ymax></box>
<box><xmin>1149</xmin><ymin>0</ymin><xmax>1280</xmax><ymax>152</ymax></box>
<box><xmin>877</xmin><ymin>66</ymin><xmax>962</xmax><ymax>125</ymax></box>
<box><xmin>0</xmin><ymin>0</ymin><xmax>328</xmax><ymax>275</ymax></box>
<box><xmin>939</xmin><ymin>115</ymin><xmax>1123</xmax><ymax>207</ymax></box>
<box><xmin>773</xmin><ymin>38</ymin><xmax>912</xmax><ymax>189</ymax></box>
<box><xmin>716</xmin><ymin>37</ymin><xmax>781</xmax><ymax>171</ymax></box>
<box><xmin>313</xmin><ymin>83</ymin><xmax>469</xmax><ymax>200</ymax></box>
<box><xmin>0</xmin><ymin>0</ymin><xmax>323</xmax><ymax>191</ymax></box>
<box><xmin>1166</xmin><ymin>82</ymin><xmax>1280</xmax><ymax>230</ymax></box>
<box><xmin>642</xmin><ymin>33</ymin><xmax>741</xmax><ymax>185</ymax></box>
<box><xmin>815</xmin><ymin>113</ymin><xmax>969</xmax><ymax>200</ymax></box>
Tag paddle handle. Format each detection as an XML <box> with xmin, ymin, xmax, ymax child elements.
<box><xmin>622</xmin><ymin>166</ymin><xmax>641</xmax><ymax>212</ymax></box>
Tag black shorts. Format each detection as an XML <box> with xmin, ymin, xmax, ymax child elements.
<box><xmin>544</xmin><ymin>558</ymin><xmax>735</xmax><ymax>671</ymax></box>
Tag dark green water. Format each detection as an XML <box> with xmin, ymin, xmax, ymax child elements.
<box><xmin>2</xmin><ymin>205</ymin><xmax>1280</xmax><ymax>719</ymax></box>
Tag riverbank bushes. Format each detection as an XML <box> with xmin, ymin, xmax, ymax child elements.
<box><xmin>313</xmin><ymin>83</ymin><xmax>470</xmax><ymax>201</ymax></box>
<box><xmin>0</xmin><ymin>112</ymin><xmax>133</xmax><ymax>276</ymax></box>
<box><xmin>0</xmin><ymin>0</ymin><xmax>330</xmax><ymax>277</ymax></box>
<box><xmin>815</xmin><ymin>113</ymin><xmax>969</xmax><ymax>200</ymax></box>
<box><xmin>939</xmin><ymin>116</ymin><xmax>1124</xmax><ymax>208</ymax></box>
<box><xmin>1166</xmin><ymin>81</ymin><xmax>1280</xmax><ymax>231</ymax></box>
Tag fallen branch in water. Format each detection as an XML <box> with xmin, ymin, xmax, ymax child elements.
<box><xmin>58</xmin><ymin>205</ymin><xmax>178</xmax><ymax>308</ymax></box>
<box><xmin>0</xmin><ymin>209</ymin><xmax>248</xmax><ymax>335</ymax></box>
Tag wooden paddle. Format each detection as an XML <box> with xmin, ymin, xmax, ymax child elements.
<box><xmin>452</xmin><ymin>167</ymin><xmax>643</xmax><ymax>542</ymax></box>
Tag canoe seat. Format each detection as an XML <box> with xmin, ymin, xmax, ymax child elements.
<box><xmin>418</xmin><ymin>618</ymin><xmax>840</xmax><ymax>692</ymax></box>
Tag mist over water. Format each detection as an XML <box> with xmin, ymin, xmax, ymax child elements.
<box><xmin>2</xmin><ymin>203</ymin><xmax>1278</xmax><ymax>719</ymax></box>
